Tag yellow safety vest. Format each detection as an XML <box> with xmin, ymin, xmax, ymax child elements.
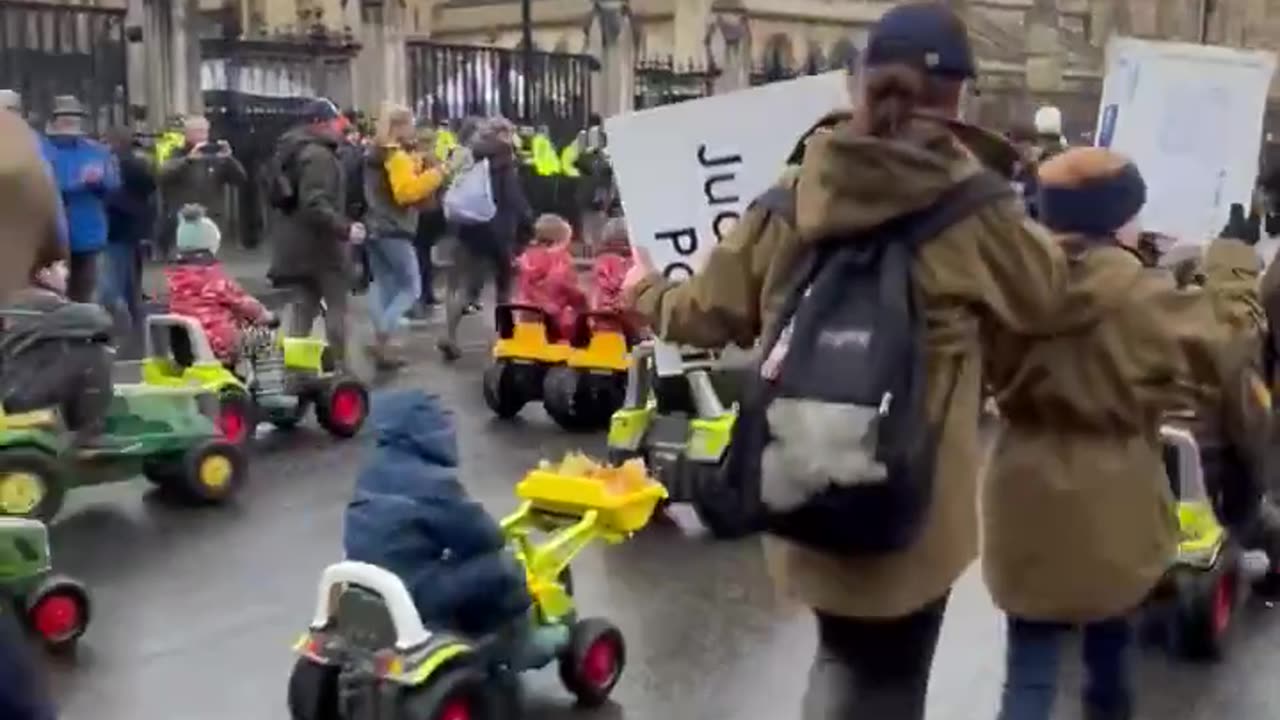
<box><xmin>434</xmin><ymin>129</ymin><xmax>457</xmax><ymax>163</ymax></box>
<box><xmin>559</xmin><ymin>142</ymin><xmax>580</xmax><ymax>178</ymax></box>
<box><xmin>530</xmin><ymin>134</ymin><xmax>560</xmax><ymax>176</ymax></box>
<box><xmin>154</xmin><ymin>131</ymin><xmax>184</xmax><ymax>166</ymax></box>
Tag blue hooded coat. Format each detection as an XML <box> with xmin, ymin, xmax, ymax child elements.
<box><xmin>343</xmin><ymin>391</ymin><xmax>531</xmax><ymax>636</ymax></box>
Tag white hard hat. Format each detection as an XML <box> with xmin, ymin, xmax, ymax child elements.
<box><xmin>1034</xmin><ymin>105</ymin><xmax>1063</xmax><ymax>136</ymax></box>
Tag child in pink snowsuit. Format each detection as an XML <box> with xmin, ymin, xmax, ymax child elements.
<box><xmin>164</xmin><ymin>204</ymin><xmax>272</xmax><ymax>363</ymax></box>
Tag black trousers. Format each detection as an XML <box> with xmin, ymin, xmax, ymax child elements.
<box><xmin>67</xmin><ymin>251</ymin><xmax>100</xmax><ymax>304</ymax></box>
<box><xmin>802</xmin><ymin>594</ymin><xmax>949</xmax><ymax>720</ymax></box>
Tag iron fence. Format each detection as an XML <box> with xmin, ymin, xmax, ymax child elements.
<box><xmin>0</xmin><ymin>0</ymin><xmax>129</xmax><ymax>131</ymax></box>
<box><xmin>406</xmin><ymin>41</ymin><xmax>597</xmax><ymax>145</ymax></box>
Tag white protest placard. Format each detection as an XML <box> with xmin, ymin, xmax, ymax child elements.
<box><xmin>605</xmin><ymin>72</ymin><xmax>849</xmax><ymax>279</ymax></box>
<box><xmin>1095</xmin><ymin>37</ymin><xmax>1276</xmax><ymax>244</ymax></box>
<box><xmin>605</xmin><ymin>73</ymin><xmax>849</xmax><ymax>376</ymax></box>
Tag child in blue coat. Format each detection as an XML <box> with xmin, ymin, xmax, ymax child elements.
<box><xmin>343</xmin><ymin>391</ymin><xmax>531</xmax><ymax>636</ymax></box>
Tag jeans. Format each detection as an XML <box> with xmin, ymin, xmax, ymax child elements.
<box><xmin>801</xmin><ymin>595</ymin><xmax>949</xmax><ymax>720</ymax></box>
<box><xmin>286</xmin><ymin>271</ymin><xmax>350</xmax><ymax>368</ymax></box>
<box><xmin>99</xmin><ymin>242</ymin><xmax>141</xmax><ymax>328</ymax></box>
<box><xmin>998</xmin><ymin>616</ymin><xmax>1133</xmax><ymax>720</ymax></box>
<box><xmin>365</xmin><ymin>235</ymin><xmax>420</xmax><ymax>336</ymax></box>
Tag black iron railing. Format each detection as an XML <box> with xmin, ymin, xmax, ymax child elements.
<box><xmin>0</xmin><ymin>0</ymin><xmax>128</xmax><ymax>131</ymax></box>
<box><xmin>406</xmin><ymin>40</ymin><xmax>597</xmax><ymax>145</ymax></box>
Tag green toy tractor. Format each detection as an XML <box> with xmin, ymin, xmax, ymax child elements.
<box><xmin>607</xmin><ymin>342</ymin><xmax>746</xmax><ymax>537</ymax></box>
<box><xmin>140</xmin><ymin>315</ymin><xmax>369</xmax><ymax>445</ymax></box>
<box><xmin>0</xmin><ymin>518</ymin><xmax>90</xmax><ymax>651</ymax></box>
<box><xmin>0</xmin><ymin>384</ymin><xmax>246</xmax><ymax>522</ymax></box>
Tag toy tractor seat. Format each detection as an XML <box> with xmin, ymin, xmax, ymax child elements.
<box><xmin>493</xmin><ymin>304</ymin><xmax>570</xmax><ymax>364</ymax></box>
<box><xmin>145</xmin><ymin>315</ymin><xmax>217</xmax><ymax>375</ymax></box>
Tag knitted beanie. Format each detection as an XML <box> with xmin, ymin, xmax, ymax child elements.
<box><xmin>1037</xmin><ymin>148</ymin><xmax>1147</xmax><ymax>237</ymax></box>
<box><xmin>175</xmin><ymin>204</ymin><xmax>221</xmax><ymax>254</ymax></box>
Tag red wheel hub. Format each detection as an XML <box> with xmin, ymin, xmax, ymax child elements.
<box><xmin>438</xmin><ymin>699</ymin><xmax>472</xmax><ymax>720</ymax></box>
<box><xmin>32</xmin><ymin>593</ymin><xmax>81</xmax><ymax>642</ymax></box>
<box><xmin>1212</xmin><ymin>572</ymin><xmax>1234</xmax><ymax>636</ymax></box>
<box><xmin>330</xmin><ymin>388</ymin><xmax>364</xmax><ymax>428</ymax></box>
<box><xmin>581</xmin><ymin>637</ymin><xmax>619</xmax><ymax>690</ymax></box>
<box><xmin>219</xmin><ymin>405</ymin><xmax>247</xmax><ymax>443</ymax></box>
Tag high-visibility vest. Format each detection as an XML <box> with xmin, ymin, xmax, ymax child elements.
<box><xmin>559</xmin><ymin>142</ymin><xmax>581</xmax><ymax>178</ymax></box>
<box><xmin>530</xmin><ymin>133</ymin><xmax>560</xmax><ymax>176</ymax></box>
<box><xmin>434</xmin><ymin>129</ymin><xmax>457</xmax><ymax>163</ymax></box>
<box><xmin>154</xmin><ymin>131</ymin><xmax>183</xmax><ymax>166</ymax></box>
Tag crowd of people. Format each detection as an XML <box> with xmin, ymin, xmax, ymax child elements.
<box><xmin>8</xmin><ymin>0</ymin><xmax>1280</xmax><ymax>718</ymax></box>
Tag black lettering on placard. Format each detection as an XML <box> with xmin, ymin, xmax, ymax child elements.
<box><xmin>664</xmin><ymin>262</ymin><xmax>695</xmax><ymax>281</ymax></box>
<box><xmin>712</xmin><ymin>210</ymin><xmax>740</xmax><ymax>243</ymax></box>
<box><xmin>703</xmin><ymin>174</ymin><xmax>740</xmax><ymax>205</ymax></box>
<box><xmin>655</xmin><ymin>227</ymin><xmax>698</xmax><ymax>255</ymax></box>
<box><xmin>697</xmin><ymin>145</ymin><xmax>743</xmax><ymax>168</ymax></box>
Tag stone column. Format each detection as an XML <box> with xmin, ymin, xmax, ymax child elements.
<box><xmin>586</xmin><ymin>0</ymin><xmax>635</xmax><ymax>117</ymax></box>
<box><xmin>707</xmin><ymin>15</ymin><xmax>749</xmax><ymax>95</ymax></box>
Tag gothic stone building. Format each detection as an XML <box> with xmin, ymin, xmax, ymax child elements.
<box><xmin>423</xmin><ymin>0</ymin><xmax>1280</xmax><ymax>137</ymax></box>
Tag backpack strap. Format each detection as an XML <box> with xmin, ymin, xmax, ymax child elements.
<box><xmin>895</xmin><ymin>170</ymin><xmax>1016</xmax><ymax>250</ymax></box>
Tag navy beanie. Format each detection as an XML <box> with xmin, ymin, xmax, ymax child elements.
<box><xmin>1038</xmin><ymin>161</ymin><xmax>1147</xmax><ymax>236</ymax></box>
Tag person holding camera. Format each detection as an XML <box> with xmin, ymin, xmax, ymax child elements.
<box><xmin>158</xmin><ymin>114</ymin><xmax>246</xmax><ymax>256</ymax></box>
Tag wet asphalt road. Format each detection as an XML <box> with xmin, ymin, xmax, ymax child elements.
<box><xmin>36</xmin><ymin>317</ymin><xmax>1280</xmax><ymax>720</ymax></box>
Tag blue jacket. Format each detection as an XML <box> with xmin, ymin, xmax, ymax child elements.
<box><xmin>0</xmin><ymin>611</ymin><xmax>57</xmax><ymax>720</ymax></box>
<box><xmin>41</xmin><ymin>134</ymin><xmax>120</xmax><ymax>254</ymax></box>
<box><xmin>343</xmin><ymin>391</ymin><xmax>531</xmax><ymax>636</ymax></box>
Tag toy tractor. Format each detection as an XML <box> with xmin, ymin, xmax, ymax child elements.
<box><xmin>483</xmin><ymin>305</ymin><xmax>634</xmax><ymax>432</ymax></box>
<box><xmin>608</xmin><ymin>342</ymin><xmax>751</xmax><ymax>537</ymax></box>
<box><xmin>482</xmin><ymin>304</ymin><xmax>570</xmax><ymax>421</ymax></box>
<box><xmin>288</xmin><ymin>464</ymin><xmax>666</xmax><ymax>719</ymax></box>
<box><xmin>0</xmin><ymin>386</ymin><xmax>246</xmax><ymax>522</ymax></box>
<box><xmin>1151</xmin><ymin>424</ymin><xmax>1269</xmax><ymax>661</ymax></box>
<box><xmin>0</xmin><ymin>518</ymin><xmax>90</xmax><ymax>651</ymax></box>
<box><xmin>141</xmin><ymin>315</ymin><xmax>370</xmax><ymax>445</ymax></box>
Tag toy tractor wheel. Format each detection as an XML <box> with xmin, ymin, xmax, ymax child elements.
<box><xmin>542</xmin><ymin>367</ymin><xmax>592</xmax><ymax>433</ymax></box>
<box><xmin>0</xmin><ymin>448</ymin><xmax>64</xmax><ymax>522</ymax></box>
<box><xmin>24</xmin><ymin>574</ymin><xmax>91</xmax><ymax>651</ymax></box>
<box><xmin>558</xmin><ymin>618</ymin><xmax>625</xmax><ymax>707</ymax></box>
<box><xmin>401</xmin><ymin>663</ymin><xmax>495</xmax><ymax>720</ymax></box>
<box><xmin>482</xmin><ymin>361</ymin><xmax>527</xmax><ymax>419</ymax></box>
<box><xmin>177</xmin><ymin>439</ymin><xmax>246</xmax><ymax>504</ymax></box>
<box><xmin>287</xmin><ymin>656</ymin><xmax>340</xmax><ymax>720</ymax></box>
<box><xmin>217</xmin><ymin>387</ymin><xmax>255</xmax><ymax>447</ymax></box>
<box><xmin>1176</xmin><ymin>544</ymin><xmax>1241</xmax><ymax>660</ymax></box>
<box><xmin>316</xmin><ymin>379</ymin><xmax>369</xmax><ymax>439</ymax></box>
<box><xmin>689</xmin><ymin>461</ymin><xmax>760</xmax><ymax>541</ymax></box>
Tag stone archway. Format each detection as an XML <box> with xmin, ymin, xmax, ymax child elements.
<box><xmin>830</xmin><ymin>37</ymin><xmax>859</xmax><ymax>72</ymax></box>
<box><xmin>760</xmin><ymin>32</ymin><xmax>794</xmax><ymax>81</ymax></box>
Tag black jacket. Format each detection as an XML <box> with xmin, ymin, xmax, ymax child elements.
<box><xmin>106</xmin><ymin>148</ymin><xmax>156</xmax><ymax>245</ymax></box>
<box><xmin>464</xmin><ymin>137</ymin><xmax>532</xmax><ymax>253</ymax></box>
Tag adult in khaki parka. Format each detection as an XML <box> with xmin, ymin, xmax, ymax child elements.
<box><xmin>623</xmin><ymin>4</ymin><xmax>1067</xmax><ymax>718</ymax></box>
<box><xmin>983</xmin><ymin>148</ymin><xmax>1265</xmax><ymax>720</ymax></box>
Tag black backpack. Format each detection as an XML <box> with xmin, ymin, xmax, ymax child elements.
<box><xmin>703</xmin><ymin>171</ymin><xmax>1013</xmax><ymax>552</ymax></box>
<box><xmin>264</xmin><ymin>146</ymin><xmax>300</xmax><ymax>212</ymax></box>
